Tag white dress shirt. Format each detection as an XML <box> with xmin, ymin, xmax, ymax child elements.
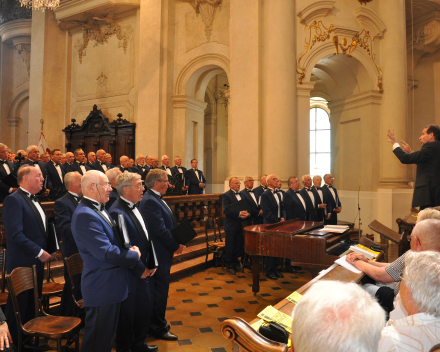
<box><xmin>269</xmin><ymin>188</ymin><xmax>280</xmax><ymax>218</ymax></box>
<box><xmin>120</xmin><ymin>196</ymin><xmax>149</xmax><ymax>240</ymax></box>
<box><xmin>52</xmin><ymin>161</ymin><xmax>63</xmax><ymax>183</ymax></box>
<box><xmin>246</xmin><ymin>188</ymin><xmax>258</xmax><ymax>205</ymax></box>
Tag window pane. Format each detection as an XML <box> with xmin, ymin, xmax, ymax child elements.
<box><xmin>315</xmin><ymin>130</ymin><xmax>330</xmax><ymax>152</ymax></box>
<box><xmin>315</xmin><ymin>153</ymin><xmax>331</xmax><ymax>176</ymax></box>
<box><xmin>316</xmin><ymin>108</ymin><xmax>330</xmax><ymax>130</ymax></box>
<box><xmin>310</xmin><ymin>109</ymin><xmax>316</xmax><ymax>130</ymax></box>
<box><xmin>310</xmin><ymin>131</ymin><xmax>316</xmax><ymax>153</ymax></box>
<box><xmin>310</xmin><ymin>154</ymin><xmax>317</xmax><ymax>176</ymax></box>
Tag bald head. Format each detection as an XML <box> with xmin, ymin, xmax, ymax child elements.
<box><xmin>412</xmin><ymin>219</ymin><xmax>440</xmax><ymax>252</ymax></box>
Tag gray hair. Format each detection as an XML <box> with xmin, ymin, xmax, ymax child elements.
<box><xmin>81</xmin><ymin>170</ymin><xmax>102</xmax><ymax>193</ymax></box>
<box><xmin>0</xmin><ymin>143</ymin><xmax>8</xmax><ymax>149</ymax></box>
<box><xmin>106</xmin><ymin>168</ymin><xmax>121</xmax><ymax>183</ymax></box>
<box><xmin>74</xmin><ymin>149</ymin><xmax>84</xmax><ymax>157</ymax></box>
<box><xmin>417</xmin><ymin>208</ymin><xmax>440</xmax><ymax>222</ymax></box>
<box><xmin>244</xmin><ymin>176</ymin><xmax>254</xmax><ymax>182</ymax></box>
<box><xmin>266</xmin><ymin>174</ymin><xmax>276</xmax><ymax>183</ymax></box>
<box><xmin>313</xmin><ymin>175</ymin><xmax>322</xmax><ymax>181</ymax></box>
<box><xmin>291</xmin><ymin>280</ymin><xmax>385</xmax><ymax>352</ymax></box>
<box><xmin>120</xmin><ymin>155</ymin><xmax>128</xmax><ymax>163</ymax></box>
<box><xmin>288</xmin><ymin>176</ymin><xmax>298</xmax><ymax>185</ymax></box>
<box><xmin>301</xmin><ymin>174</ymin><xmax>310</xmax><ymax>182</ymax></box>
<box><xmin>161</xmin><ymin>155</ymin><xmax>169</xmax><ymax>161</ymax></box>
<box><xmin>145</xmin><ymin>169</ymin><xmax>167</xmax><ymax>189</ymax></box>
<box><xmin>404</xmin><ymin>250</ymin><xmax>440</xmax><ymax>317</ymax></box>
<box><xmin>26</xmin><ymin>145</ymin><xmax>38</xmax><ymax>153</ymax></box>
<box><xmin>413</xmin><ymin>219</ymin><xmax>440</xmax><ymax>251</ymax></box>
<box><xmin>64</xmin><ymin>171</ymin><xmax>81</xmax><ymax>189</ymax></box>
<box><xmin>115</xmin><ymin>172</ymin><xmax>141</xmax><ymax>194</ymax></box>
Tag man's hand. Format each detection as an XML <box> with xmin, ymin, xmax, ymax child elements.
<box><xmin>387</xmin><ymin>129</ymin><xmax>397</xmax><ymax>144</ymax></box>
<box><xmin>239</xmin><ymin>211</ymin><xmax>250</xmax><ymax>219</ymax></box>
<box><xmin>149</xmin><ymin>268</ymin><xmax>157</xmax><ymax>276</ymax></box>
<box><xmin>174</xmin><ymin>244</ymin><xmax>185</xmax><ymax>255</ymax></box>
<box><xmin>346</xmin><ymin>252</ymin><xmax>368</xmax><ymax>264</ymax></box>
<box><xmin>318</xmin><ymin>203</ymin><xmax>327</xmax><ymax>209</ymax></box>
<box><xmin>327</xmin><ymin>213</ymin><xmax>331</xmax><ymax>220</ymax></box>
<box><xmin>129</xmin><ymin>246</ymin><xmax>141</xmax><ymax>260</ymax></box>
<box><xmin>280</xmin><ymin>218</ymin><xmax>285</xmax><ymax>222</ymax></box>
<box><xmin>334</xmin><ymin>207</ymin><xmax>341</xmax><ymax>213</ymax></box>
<box><xmin>182</xmin><ymin>187</ymin><xmax>186</xmax><ymax>192</ymax></box>
<box><xmin>38</xmin><ymin>250</ymin><xmax>51</xmax><ymax>262</ymax></box>
<box><xmin>0</xmin><ymin>322</ymin><xmax>12</xmax><ymax>351</ymax></box>
<box><xmin>141</xmin><ymin>268</ymin><xmax>156</xmax><ymax>278</ymax></box>
<box><xmin>50</xmin><ymin>252</ymin><xmax>59</xmax><ymax>261</ymax></box>
<box><xmin>400</xmin><ymin>140</ymin><xmax>413</xmax><ymax>153</ymax></box>
<box><xmin>199</xmin><ymin>183</ymin><xmax>205</xmax><ymax>188</ymax></box>
<box><xmin>10</xmin><ymin>188</ymin><xmax>17</xmax><ymax>193</ymax></box>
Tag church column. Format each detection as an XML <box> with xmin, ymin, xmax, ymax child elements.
<box><xmin>261</xmin><ymin>0</ymin><xmax>297</xmax><ymax>182</ymax></box>
<box><xmin>379</xmin><ymin>0</ymin><xmax>410</xmax><ymax>188</ymax></box>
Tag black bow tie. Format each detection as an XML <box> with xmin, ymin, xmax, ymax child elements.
<box><xmin>121</xmin><ymin>167</ymin><xmax>126</xmax><ymax>171</ymax></box>
<box><xmin>73</xmin><ymin>196</ymin><xmax>82</xmax><ymax>203</ymax></box>
<box><xmin>31</xmin><ymin>161</ymin><xmax>39</xmax><ymax>165</ymax></box>
<box><xmin>54</xmin><ymin>163</ymin><xmax>60</xmax><ymax>167</ymax></box>
<box><xmin>246</xmin><ymin>189</ymin><xmax>253</xmax><ymax>193</ymax></box>
<box><xmin>232</xmin><ymin>191</ymin><xmax>240</xmax><ymax>195</ymax></box>
<box><xmin>263</xmin><ymin>186</ymin><xmax>267</xmax><ymax>190</ymax></box>
<box><xmin>0</xmin><ymin>160</ymin><xmax>6</xmax><ymax>164</ymax></box>
<box><xmin>326</xmin><ymin>185</ymin><xmax>333</xmax><ymax>188</ymax></box>
<box><xmin>29</xmin><ymin>194</ymin><xmax>39</xmax><ymax>202</ymax></box>
<box><xmin>177</xmin><ymin>167</ymin><xmax>181</xmax><ymax>169</ymax></box>
<box><xmin>306</xmin><ymin>188</ymin><xmax>311</xmax><ymax>192</ymax></box>
<box><xmin>88</xmin><ymin>199</ymin><xmax>105</xmax><ymax>211</ymax></box>
<box><xmin>130</xmin><ymin>202</ymin><xmax>140</xmax><ymax>209</ymax></box>
<box><xmin>77</xmin><ymin>162</ymin><xmax>84</xmax><ymax>166</ymax></box>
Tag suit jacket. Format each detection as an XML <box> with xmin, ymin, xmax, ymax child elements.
<box><xmin>260</xmin><ymin>189</ymin><xmax>284</xmax><ymax>224</ymax></box>
<box><xmin>133</xmin><ymin>165</ymin><xmax>148</xmax><ymax>180</ymax></box>
<box><xmin>283</xmin><ymin>189</ymin><xmax>307</xmax><ymax>221</ymax></box>
<box><xmin>312</xmin><ymin>185</ymin><xmax>330</xmax><ymax>221</ymax></box>
<box><xmin>3</xmin><ymin>189</ymin><xmax>47</xmax><ymax>273</ymax></box>
<box><xmin>65</xmin><ymin>161</ymin><xmax>92</xmax><ymax>176</ymax></box>
<box><xmin>185</xmin><ymin>169</ymin><xmax>206</xmax><ymax>195</ymax></box>
<box><xmin>160</xmin><ymin>165</ymin><xmax>173</xmax><ymax>175</ymax></box>
<box><xmin>299</xmin><ymin>188</ymin><xmax>319</xmax><ymax>221</ymax></box>
<box><xmin>106</xmin><ymin>189</ymin><xmax>119</xmax><ymax>210</ymax></box>
<box><xmin>71</xmin><ymin>200</ymin><xmax>142</xmax><ymax>307</ymax></box>
<box><xmin>222</xmin><ymin>190</ymin><xmax>247</xmax><ymax>233</ymax></box>
<box><xmin>116</xmin><ymin>165</ymin><xmax>137</xmax><ymax>174</ymax></box>
<box><xmin>139</xmin><ymin>191</ymin><xmax>179</xmax><ymax>266</ymax></box>
<box><xmin>90</xmin><ymin>160</ymin><xmax>110</xmax><ymax>173</ymax></box>
<box><xmin>170</xmin><ymin>166</ymin><xmax>187</xmax><ymax>177</ymax></box>
<box><xmin>321</xmin><ymin>184</ymin><xmax>341</xmax><ymax>213</ymax></box>
<box><xmin>252</xmin><ymin>185</ymin><xmax>267</xmax><ymax>203</ymax></box>
<box><xmin>394</xmin><ymin>141</ymin><xmax>440</xmax><ymax>207</ymax></box>
<box><xmin>239</xmin><ymin>189</ymin><xmax>260</xmax><ymax>225</ymax></box>
<box><xmin>62</xmin><ymin>162</ymin><xmax>74</xmax><ymax>174</ymax></box>
<box><xmin>54</xmin><ymin>192</ymin><xmax>79</xmax><ymax>259</ymax></box>
<box><xmin>0</xmin><ymin>159</ymin><xmax>16</xmax><ymax>203</ymax></box>
<box><xmin>45</xmin><ymin>161</ymin><xmax>66</xmax><ymax>190</ymax></box>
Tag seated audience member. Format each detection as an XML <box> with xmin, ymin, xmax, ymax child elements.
<box><xmin>346</xmin><ymin>218</ymin><xmax>440</xmax><ymax>316</ymax></box>
<box><xmin>291</xmin><ymin>280</ymin><xmax>385</xmax><ymax>352</ymax></box>
<box><xmin>378</xmin><ymin>250</ymin><xmax>440</xmax><ymax>352</ymax></box>
<box><xmin>105</xmin><ymin>168</ymin><xmax>121</xmax><ymax>210</ymax></box>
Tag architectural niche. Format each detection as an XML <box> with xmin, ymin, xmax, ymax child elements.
<box><xmin>0</xmin><ymin>0</ymin><xmax>32</xmax><ymax>26</ymax></box>
<box><xmin>187</xmin><ymin>0</ymin><xmax>223</xmax><ymax>41</ymax></box>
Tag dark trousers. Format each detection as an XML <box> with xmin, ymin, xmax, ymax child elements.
<box><xmin>116</xmin><ymin>277</ymin><xmax>153</xmax><ymax>352</ymax></box>
<box><xmin>325</xmin><ymin>212</ymin><xmax>338</xmax><ymax>225</ymax></box>
<box><xmin>149</xmin><ymin>262</ymin><xmax>171</xmax><ymax>336</ymax></box>
<box><xmin>82</xmin><ymin>303</ymin><xmax>121</xmax><ymax>352</ymax></box>
<box><xmin>265</xmin><ymin>257</ymin><xmax>280</xmax><ymax>276</ymax></box>
<box><xmin>375</xmin><ymin>286</ymin><xmax>395</xmax><ymax>319</ymax></box>
<box><xmin>60</xmin><ymin>269</ymin><xmax>82</xmax><ymax>317</ymax></box>
<box><xmin>225</xmin><ymin>229</ymin><xmax>244</xmax><ymax>268</ymax></box>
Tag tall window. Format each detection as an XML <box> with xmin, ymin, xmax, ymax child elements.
<box><xmin>310</xmin><ymin>101</ymin><xmax>330</xmax><ymax>177</ymax></box>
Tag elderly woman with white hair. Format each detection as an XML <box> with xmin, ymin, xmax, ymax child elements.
<box><xmin>377</xmin><ymin>250</ymin><xmax>440</xmax><ymax>351</ymax></box>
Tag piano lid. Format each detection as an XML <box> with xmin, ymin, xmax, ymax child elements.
<box><xmin>245</xmin><ymin>219</ymin><xmax>323</xmax><ymax>235</ymax></box>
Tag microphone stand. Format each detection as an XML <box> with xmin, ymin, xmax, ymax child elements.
<box><xmin>358</xmin><ymin>185</ymin><xmax>361</xmax><ymax>243</ymax></box>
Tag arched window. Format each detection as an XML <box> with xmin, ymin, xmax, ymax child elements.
<box><xmin>310</xmin><ymin>100</ymin><xmax>330</xmax><ymax>177</ymax></box>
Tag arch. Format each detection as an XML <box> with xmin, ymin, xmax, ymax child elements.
<box><xmin>8</xmin><ymin>89</ymin><xmax>29</xmax><ymax>124</ymax></box>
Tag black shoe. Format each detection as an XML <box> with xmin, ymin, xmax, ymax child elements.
<box><xmin>275</xmin><ymin>272</ymin><xmax>284</xmax><ymax>278</ymax></box>
<box><xmin>226</xmin><ymin>267</ymin><xmax>236</xmax><ymax>275</ymax></box>
<box><xmin>285</xmin><ymin>267</ymin><xmax>297</xmax><ymax>273</ymax></box>
<box><xmin>133</xmin><ymin>344</ymin><xmax>159</xmax><ymax>352</ymax></box>
<box><xmin>266</xmin><ymin>273</ymin><xmax>278</xmax><ymax>280</ymax></box>
<box><xmin>154</xmin><ymin>331</ymin><xmax>178</xmax><ymax>341</ymax></box>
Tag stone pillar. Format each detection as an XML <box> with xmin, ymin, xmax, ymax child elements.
<box><xmin>297</xmin><ymin>82</ymin><xmax>315</xmax><ymax>177</ymax></box>
<box><xmin>379</xmin><ymin>0</ymin><xmax>410</xmax><ymax>188</ymax></box>
<box><xmin>261</xmin><ymin>0</ymin><xmax>297</xmax><ymax>182</ymax></box>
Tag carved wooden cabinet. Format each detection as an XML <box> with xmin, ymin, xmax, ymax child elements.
<box><xmin>63</xmin><ymin>105</ymin><xmax>135</xmax><ymax>161</ymax></box>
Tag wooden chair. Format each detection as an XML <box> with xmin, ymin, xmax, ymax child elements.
<box><xmin>6</xmin><ymin>265</ymin><xmax>81</xmax><ymax>352</ymax></box>
<box><xmin>429</xmin><ymin>344</ymin><xmax>440</xmax><ymax>352</ymax></box>
<box><xmin>41</xmin><ymin>254</ymin><xmax>64</xmax><ymax>312</ymax></box>
<box><xmin>368</xmin><ymin>220</ymin><xmax>411</xmax><ymax>258</ymax></box>
<box><xmin>0</xmin><ymin>249</ymin><xmax>8</xmax><ymax>306</ymax></box>
<box><xmin>64</xmin><ymin>253</ymin><xmax>84</xmax><ymax>316</ymax></box>
<box><xmin>205</xmin><ymin>217</ymin><xmax>225</xmax><ymax>269</ymax></box>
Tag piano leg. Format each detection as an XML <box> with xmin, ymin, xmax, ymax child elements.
<box><xmin>252</xmin><ymin>255</ymin><xmax>260</xmax><ymax>295</ymax></box>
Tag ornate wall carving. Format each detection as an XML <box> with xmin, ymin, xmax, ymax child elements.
<box><xmin>0</xmin><ymin>0</ymin><xmax>32</xmax><ymax>26</ymax></box>
<box><xmin>297</xmin><ymin>0</ymin><xmax>336</xmax><ymax>26</ymax></box>
<box><xmin>14</xmin><ymin>43</ymin><xmax>31</xmax><ymax>77</ymax></box>
<box><xmin>187</xmin><ymin>0</ymin><xmax>223</xmax><ymax>41</ymax></box>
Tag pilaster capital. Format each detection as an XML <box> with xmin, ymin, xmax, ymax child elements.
<box><xmin>0</xmin><ymin>19</ymin><xmax>31</xmax><ymax>43</ymax></box>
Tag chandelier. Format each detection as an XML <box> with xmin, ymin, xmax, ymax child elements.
<box><xmin>19</xmin><ymin>0</ymin><xmax>60</xmax><ymax>11</ymax></box>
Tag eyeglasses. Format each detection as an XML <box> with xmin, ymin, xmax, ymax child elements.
<box><xmin>92</xmin><ymin>182</ymin><xmax>111</xmax><ymax>188</ymax></box>
<box><xmin>157</xmin><ymin>179</ymin><xmax>169</xmax><ymax>184</ymax></box>
<box><xmin>125</xmin><ymin>185</ymin><xmax>145</xmax><ymax>190</ymax></box>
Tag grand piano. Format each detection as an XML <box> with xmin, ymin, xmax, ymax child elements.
<box><xmin>244</xmin><ymin>219</ymin><xmax>355</xmax><ymax>294</ymax></box>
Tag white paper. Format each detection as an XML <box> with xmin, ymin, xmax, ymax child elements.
<box><xmin>335</xmin><ymin>255</ymin><xmax>362</xmax><ymax>274</ymax></box>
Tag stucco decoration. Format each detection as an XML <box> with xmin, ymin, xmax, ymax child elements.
<box><xmin>187</xmin><ymin>0</ymin><xmax>223</xmax><ymax>41</ymax></box>
<box><xmin>297</xmin><ymin>0</ymin><xmax>336</xmax><ymax>26</ymax></box>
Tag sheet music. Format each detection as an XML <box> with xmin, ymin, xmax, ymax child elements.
<box><xmin>118</xmin><ymin>213</ymin><xmax>131</xmax><ymax>248</ymax></box>
<box><xmin>51</xmin><ymin>223</ymin><xmax>60</xmax><ymax>251</ymax></box>
<box><xmin>335</xmin><ymin>255</ymin><xmax>362</xmax><ymax>274</ymax></box>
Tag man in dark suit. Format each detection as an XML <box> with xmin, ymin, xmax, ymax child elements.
<box><xmin>105</xmin><ymin>168</ymin><xmax>122</xmax><ymax>210</ymax></box>
<box><xmin>252</xmin><ymin>175</ymin><xmax>268</xmax><ymax>201</ymax></box>
<box><xmin>91</xmin><ymin>149</ymin><xmax>111</xmax><ymax>173</ymax></box>
<box><xmin>105</xmin><ymin>153</ymin><xmax>113</xmax><ymax>166</ymax></box>
<box><xmin>117</xmin><ymin>155</ymin><xmax>137</xmax><ymax>174</ymax></box>
<box><xmin>152</xmin><ymin>157</ymin><xmax>159</xmax><ymax>169</ymax></box>
<box><xmin>223</xmin><ymin>177</ymin><xmax>250</xmax><ymax>275</ymax></box>
<box><xmin>260</xmin><ymin>174</ymin><xmax>285</xmax><ymax>280</ymax></box>
<box><xmin>160</xmin><ymin>155</ymin><xmax>172</xmax><ymax>176</ymax></box>
<box><xmin>140</xmin><ymin>169</ymin><xmax>184</xmax><ymax>342</ymax></box>
<box><xmin>22</xmin><ymin>145</ymin><xmax>50</xmax><ymax>196</ymax></box>
<box><xmin>388</xmin><ymin>125</ymin><xmax>440</xmax><ymax>209</ymax></box>
<box><xmin>54</xmin><ymin>171</ymin><xmax>83</xmax><ymax>317</ymax></box>
<box><xmin>145</xmin><ymin>155</ymin><xmax>154</xmax><ymax>172</ymax></box>
<box><xmin>0</xmin><ymin>143</ymin><xmax>17</xmax><ymax>203</ymax></box>
<box><xmin>299</xmin><ymin>175</ymin><xmax>319</xmax><ymax>221</ymax></box>
<box><xmin>45</xmin><ymin>149</ymin><xmax>66</xmax><ymax>193</ymax></box>
<box><xmin>3</xmin><ymin>165</ymin><xmax>54</xmax><ymax>343</ymax></box>
<box><xmin>72</xmin><ymin>170</ymin><xmax>143</xmax><ymax>352</ymax></box>
<box><xmin>133</xmin><ymin>154</ymin><xmax>147</xmax><ymax>179</ymax></box>
<box><xmin>312</xmin><ymin>175</ymin><xmax>329</xmax><ymax>222</ymax></box>
<box><xmin>87</xmin><ymin>151</ymin><xmax>96</xmax><ymax>167</ymax></box>
<box><xmin>170</xmin><ymin>156</ymin><xmax>188</xmax><ymax>194</ymax></box>
<box><xmin>239</xmin><ymin>176</ymin><xmax>260</xmax><ymax>225</ymax></box>
<box><xmin>65</xmin><ymin>149</ymin><xmax>92</xmax><ymax>176</ymax></box>
<box><xmin>185</xmin><ymin>159</ymin><xmax>206</xmax><ymax>195</ymax></box>
<box><xmin>109</xmin><ymin>172</ymin><xmax>159</xmax><ymax>352</ymax></box>
<box><xmin>63</xmin><ymin>152</ymin><xmax>74</xmax><ymax>173</ymax></box>
<box><xmin>321</xmin><ymin>174</ymin><xmax>341</xmax><ymax>225</ymax></box>
<box><xmin>284</xmin><ymin>176</ymin><xmax>307</xmax><ymax>221</ymax></box>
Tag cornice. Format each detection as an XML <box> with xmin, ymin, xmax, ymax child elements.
<box><xmin>297</xmin><ymin>0</ymin><xmax>336</xmax><ymax>26</ymax></box>
<box><xmin>0</xmin><ymin>19</ymin><xmax>32</xmax><ymax>43</ymax></box>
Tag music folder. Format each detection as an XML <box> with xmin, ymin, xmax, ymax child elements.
<box><xmin>171</xmin><ymin>219</ymin><xmax>197</xmax><ymax>245</ymax></box>
<box><xmin>228</xmin><ymin>199</ymin><xmax>251</xmax><ymax>213</ymax></box>
<box><xmin>1</xmin><ymin>173</ymin><xmax>18</xmax><ymax>188</ymax></box>
<box><xmin>46</xmin><ymin>222</ymin><xmax>60</xmax><ymax>254</ymax></box>
<box><xmin>118</xmin><ymin>213</ymin><xmax>132</xmax><ymax>250</ymax></box>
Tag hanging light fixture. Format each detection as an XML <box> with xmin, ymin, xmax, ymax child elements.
<box><xmin>19</xmin><ymin>0</ymin><xmax>59</xmax><ymax>11</ymax></box>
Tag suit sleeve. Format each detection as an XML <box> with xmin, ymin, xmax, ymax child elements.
<box><xmin>141</xmin><ymin>199</ymin><xmax>180</xmax><ymax>254</ymax></box>
<box><xmin>283</xmin><ymin>195</ymin><xmax>293</xmax><ymax>220</ymax></box>
<box><xmin>222</xmin><ymin>193</ymin><xmax>240</xmax><ymax>219</ymax></box>
<box><xmin>54</xmin><ymin>200</ymin><xmax>74</xmax><ymax>245</ymax></box>
<box><xmin>261</xmin><ymin>193</ymin><xmax>278</xmax><ymax>223</ymax></box>
<box><xmin>240</xmin><ymin>192</ymin><xmax>259</xmax><ymax>218</ymax></box>
<box><xmin>3</xmin><ymin>196</ymin><xmax>42</xmax><ymax>257</ymax></box>
<box><xmin>393</xmin><ymin>144</ymin><xmax>433</xmax><ymax>165</ymax></box>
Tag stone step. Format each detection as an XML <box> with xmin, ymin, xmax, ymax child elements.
<box><xmin>170</xmin><ymin>253</ymin><xmax>215</xmax><ymax>282</ymax></box>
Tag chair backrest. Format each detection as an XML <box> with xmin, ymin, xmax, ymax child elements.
<box><xmin>65</xmin><ymin>253</ymin><xmax>83</xmax><ymax>302</ymax></box>
<box><xmin>429</xmin><ymin>344</ymin><xmax>440</xmax><ymax>352</ymax></box>
<box><xmin>6</xmin><ymin>265</ymin><xmax>39</xmax><ymax>329</ymax></box>
<box><xmin>0</xmin><ymin>249</ymin><xmax>6</xmax><ymax>293</ymax></box>
<box><xmin>205</xmin><ymin>217</ymin><xmax>217</xmax><ymax>242</ymax></box>
<box><xmin>216</xmin><ymin>216</ymin><xmax>225</xmax><ymax>241</ymax></box>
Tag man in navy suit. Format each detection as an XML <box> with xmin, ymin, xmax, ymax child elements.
<box><xmin>23</xmin><ymin>145</ymin><xmax>51</xmax><ymax>196</ymax></box>
<box><xmin>185</xmin><ymin>159</ymin><xmax>206</xmax><ymax>195</ymax></box>
<box><xmin>140</xmin><ymin>169</ymin><xmax>184</xmax><ymax>341</ymax></box>
<box><xmin>252</xmin><ymin>175</ymin><xmax>268</xmax><ymax>201</ymax></box>
<box><xmin>54</xmin><ymin>171</ymin><xmax>83</xmax><ymax>317</ymax></box>
<box><xmin>133</xmin><ymin>154</ymin><xmax>147</xmax><ymax>179</ymax></box>
<box><xmin>260</xmin><ymin>174</ymin><xmax>285</xmax><ymax>280</ymax></box>
<box><xmin>45</xmin><ymin>149</ymin><xmax>66</xmax><ymax>193</ymax></box>
<box><xmin>239</xmin><ymin>176</ymin><xmax>260</xmax><ymax>226</ymax></box>
<box><xmin>109</xmin><ymin>172</ymin><xmax>159</xmax><ymax>352</ymax></box>
<box><xmin>312</xmin><ymin>175</ymin><xmax>329</xmax><ymax>222</ymax></box>
<box><xmin>105</xmin><ymin>168</ymin><xmax>122</xmax><ymax>210</ymax></box>
<box><xmin>72</xmin><ymin>170</ymin><xmax>143</xmax><ymax>352</ymax></box>
<box><xmin>87</xmin><ymin>151</ymin><xmax>96</xmax><ymax>167</ymax></box>
<box><xmin>159</xmin><ymin>155</ymin><xmax>172</xmax><ymax>176</ymax></box>
<box><xmin>63</xmin><ymin>152</ymin><xmax>74</xmax><ymax>173</ymax></box>
<box><xmin>0</xmin><ymin>143</ymin><xmax>17</xmax><ymax>203</ymax></box>
<box><xmin>299</xmin><ymin>175</ymin><xmax>320</xmax><ymax>222</ymax></box>
<box><xmin>91</xmin><ymin>149</ymin><xmax>112</xmax><ymax>173</ymax></box>
<box><xmin>117</xmin><ymin>155</ymin><xmax>137</xmax><ymax>174</ymax></box>
<box><xmin>223</xmin><ymin>177</ymin><xmax>250</xmax><ymax>275</ymax></box>
<box><xmin>170</xmin><ymin>156</ymin><xmax>188</xmax><ymax>194</ymax></box>
<box><xmin>3</xmin><ymin>165</ymin><xmax>54</xmax><ymax>343</ymax></box>
<box><xmin>284</xmin><ymin>176</ymin><xmax>307</xmax><ymax>221</ymax></box>
<box><xmin>65</xmin><ymin>149</ymin><xmax>92</xmax><ymax>176</ymax></box>
<box><xmin>321</xmin><ymin>173</ymin><xmax>341</xmax><ymax>225</ymax></box>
